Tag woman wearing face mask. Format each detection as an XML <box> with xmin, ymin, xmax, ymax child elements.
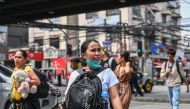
<box><xmin>114</xmin><ymin>51</ymin><xmax>133</xmax><ymax>109</ymax></box>
<box><xmin>64</xmin><ymin>39</ymin><xmax>123</xmax><ymax>109</ymax></box>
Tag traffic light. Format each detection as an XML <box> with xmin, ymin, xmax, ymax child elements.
<box><xmin>137</xmin><ymin>41</ymin><xmax>142</xmax><ymax>57</ymax></box>
<box><xmin>67</xmin><ymin>44</ymin><xmax>72</xmax><ymax>56</ymax></box>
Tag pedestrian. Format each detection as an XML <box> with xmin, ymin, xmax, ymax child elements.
<box><xmin>130</xmin><ymin>57</ymin><xmax>144</xmax><ymax>97</ymax></box>
<box><xmin>64</xmin><ymin>39</ymin><xmax>123</xmax><ymax>109</ymax></box>
<box><xmin>114</xmin><ymin>51</ymin><xmax>133</xmax><ymax>109</ymax></box>
<box><xmin>10</xmin><ymin>50</ymin><xmax>41</xmax><ymax>109</ymax></box>
<box><xmin>160</xmin><ymin>48</ymin><xmax>189</xmax><ymax>109</ymax></box>
<box><xmin>100</xmin><ymin>47</ymin><xmax>117</xmax><ymax>71</ymax></box>
<box><xmin>70</xmin><ymin>57</ymin><xmax>82</xmax><ymax>71</ymax></box>
<box><xmin>46</xmin><ymin>70</ymin><xmax>53</xmax><ymax>83</ymax></box>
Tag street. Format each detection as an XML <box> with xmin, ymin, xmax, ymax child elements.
<box><xmin>55</xmin><ymin>83</ymin><xmax>190</xmax><ymax>109</ymax></box>
<box><xmin>130</xmin><ymin>101</ymin><xmax>190</xmax><ymax>109</ymax></box>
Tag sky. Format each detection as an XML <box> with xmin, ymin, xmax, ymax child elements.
<box><xmin>181</xmin><ymin>0</ymin><xmax>190</xmax><ymax>36</ymax></box>
<box><xmin>181</xmin><ymin>0</ymin><xmax>190</xmax><ymax>19</ymax></box>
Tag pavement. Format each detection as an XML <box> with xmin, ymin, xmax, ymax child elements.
<box><xmin>132</xmin><ymin>85</ymin><xmax>190</xmax><ymax>103</ymax></box>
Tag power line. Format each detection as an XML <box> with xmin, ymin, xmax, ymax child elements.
<box><xmin>182</xmin><ymin>0</ymin><xmax>190</xmax><ymax>5</ymax></box>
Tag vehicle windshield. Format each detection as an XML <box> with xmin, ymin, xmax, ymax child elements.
<box><xmin>0</xmin><ymin>65</ymin><xmax>13</xmax><ymax>83</ymax></box>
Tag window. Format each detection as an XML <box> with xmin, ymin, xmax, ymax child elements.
<box><xmin>34</xmin><ymin>38</ymin><xmax>43</xmax><ymax>46</ymax></box>
<box><xmin>171</xmin><ymin>17</ymin><xmax>178</xmax><ymax>26</ymax></box>
<box><xmin>50</xmin><ymin>37</ymin><xmax>59</xmax><ymax>49</ymax></box>
<box><xmin>86</xmin><ymin>12</ymin><xmax>98</xmax><ymax>19</ymax></box>
<box><xmin>106</xmin><ymin>9</ymin><xmax>120</xmax><ymax>16</ymax></box>
<box><xmin>132</xmin><ymin>6</ymin><xmax>141</xmax><ymax>17</ymax></box>
<box><xmin>162</xmin><ymin>14</ymin><xmax>167</xmax><ymax>24</ymax></box>
<box><xmin>146</xmin><ymin>11</ymin><xmax>155</xmax><ymax>23</ymax></box>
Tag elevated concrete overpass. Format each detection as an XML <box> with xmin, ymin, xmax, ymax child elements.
<box><xmin>0</xmin><ymin>0</ymin><xmax>171</xmax><ymax>24</ymax></box>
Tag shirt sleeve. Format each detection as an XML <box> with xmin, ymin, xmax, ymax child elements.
<box><xmin>24</xmin><ymin>66</ymin><xmax>33</xmax><ymax>72</ymax></box>
<box><xmin>107</xmin><ymin>68</ymin><xmax>119</xmax><ymax>88</ymax></box>
<box><xmin>64</xmin><ymin>70</ymin><xmax>79</xmax><ymax>95</ymax></box>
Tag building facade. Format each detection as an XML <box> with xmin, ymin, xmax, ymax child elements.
<box><xmin>28</xmin><ymin>0</ymin><xmax>182</xmax><ymax>68</ymax></box>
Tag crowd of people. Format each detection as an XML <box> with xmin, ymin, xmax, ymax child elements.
<box><xmin>9</xmin><ymin>39</ymin><xmax>189</xmax><ymax>109</ymax></box>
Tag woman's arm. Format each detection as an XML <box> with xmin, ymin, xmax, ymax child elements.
<box><xmin>28</xmin><ymin>69</ymin><xmax>41</xmax><ymax>86</ymax></box>
<box><xmin>109</xmin><ymin>84</ymin><xmax>123</xmax><ymax>109</ymax></box>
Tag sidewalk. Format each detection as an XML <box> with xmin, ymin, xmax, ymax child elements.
<box><xmin>132</xmin><ymin>85</ymin><xmax>190</xmax><ymax>103</ymax></box>
<box><xmin>57</xmin><ymin>82</ymin><xmax>190</xmax><ymax>103</ymax></box>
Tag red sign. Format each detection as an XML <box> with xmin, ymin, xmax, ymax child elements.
<box><xmin>51</xmin><ymin>57</ymin><xmax>71</xmax><ymax>77</ymax></box>
<box><xmin>28</xmin><ymin>52</ymin><xmax>44</xmax><ymax>61</ymax></box>
<box><xmin>6</xmin><ymin>51</ymin><xmax>44</xmax><ymax>61</ymax></box>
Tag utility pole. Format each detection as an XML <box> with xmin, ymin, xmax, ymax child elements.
<box><xmin>123</xmin><ymin>23</ymin><xmax>128</xmax><ymax>51</ymax></box>
<box><xmin>117</xmin><ymin>22</ymin><xmax>123</xmax><ymax>52</ymax></box>
<box><xmin>47</xmin><ymin>19</ymin><xmax>69</xmax><ymax>83</ymax></box>
<box><xmin>118</xmin><ymin>10</ymin><xmax>123</xmax><ymax>52</ymax></box>
<box><xmin>77</xmin><ymin>29</ymin><xmax>80</xmax><ymax>57</ymax></box>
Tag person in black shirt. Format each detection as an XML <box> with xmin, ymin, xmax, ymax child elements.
<box><xmin>130</xmin><ymin>57</ymin><xmax>144</xmax><ymax>97</ymax></box>
<box><xmin>100</xmin><ymin>47</ymin><xmax>117</xmax><ymax>71</ymax></box>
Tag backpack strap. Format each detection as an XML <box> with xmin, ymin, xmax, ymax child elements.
<box><xmin>108</xmin><ymin>57</ymin><xmax>113</xmax><ymax>68</ymax></box>
<box><xmin>176</xmin><ymin>61</ymin><xmax>184</xmax><ymax>83</ymax></box>
<box><xmin>76</xmin><ymin>68</ymin><xmax>84</xmax><ymax>75</ymax></box>
<box><xmin>164</xmin><ymin>61</ymin><xmax>167</xmax><ymax>72</ymax></box>
<box><xmin>76</xmin><ymin>67</ymin><xmax>107</xmax><ymax>75</ymax></box>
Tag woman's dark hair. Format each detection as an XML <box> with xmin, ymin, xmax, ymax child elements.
<box><xmin>120</xmin><ymin>51</ymin><xmax>130</xmax><ymax>62</ymax></box>
<box><xmin>81</xmin><ymin>39</ymin><xmax>100</xmax><ymax>54</ymax></box>
<box><xmin>80</xmin><ymin>39</ymin><xmax>100</xmax><ymax>66</ymax></box>
<box><xmin>18</xmin><ymin>50</ymin><xmax>27</xmax><ymax>59</ymax></box>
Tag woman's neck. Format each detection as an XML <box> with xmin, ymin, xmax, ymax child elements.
<box><xmin>15</xmin><ymin>64</ymin><xmax>24</xmax><ymax>69</ymax></box>
<box><xmin>14</xmin><ymin>67</ymin><xmax>21</xmax><ymax>71</ymax></box>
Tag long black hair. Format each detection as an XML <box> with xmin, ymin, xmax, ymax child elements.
<box><xmin>120</xmin><ymin>51</ymin><xmax>130</xmax><ymax>62</ymax></box>
<box><xmin>80</xmin><ymin>39</ymin><xmax>100</xmax><ymax>66</ymax></box>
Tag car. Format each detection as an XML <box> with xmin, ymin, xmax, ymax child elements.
<box><xmin>0</xmin><ymin>64</ymin><xmax>61</xmax><ymax>109</ymax></box>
